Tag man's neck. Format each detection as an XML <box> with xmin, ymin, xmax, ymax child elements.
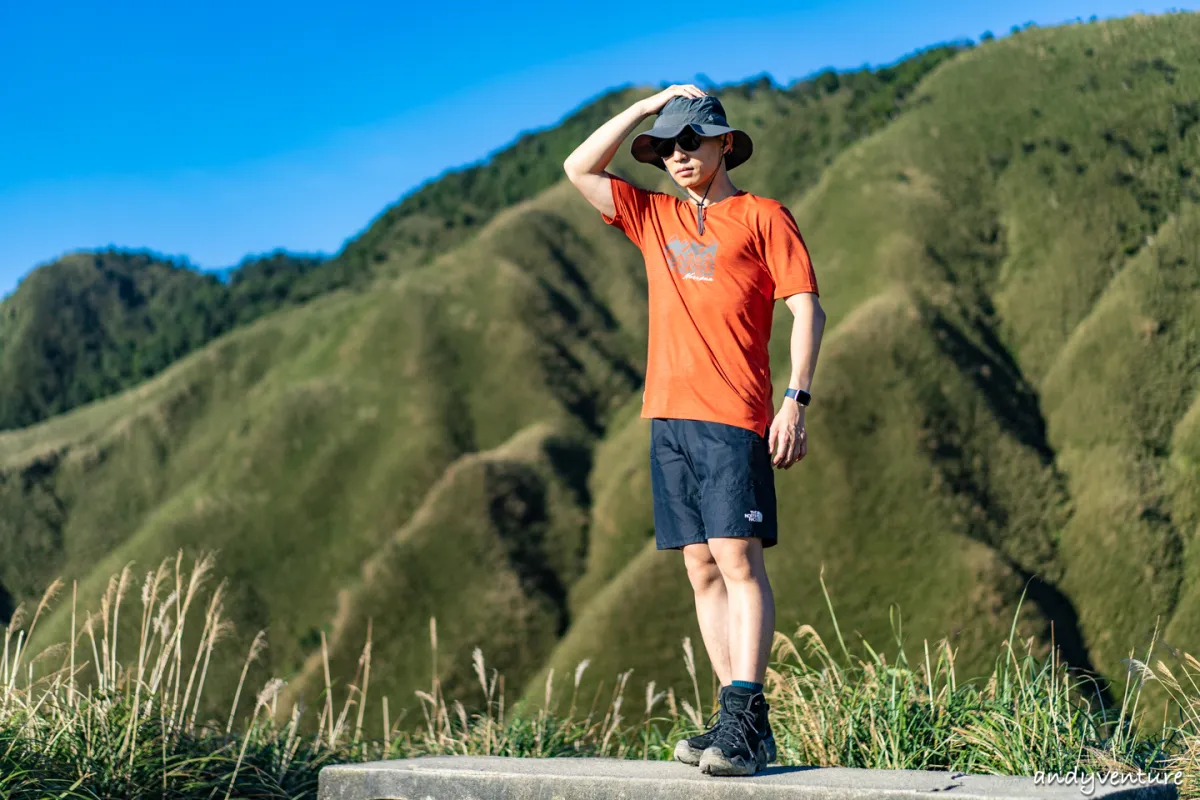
<box><xmin>685</xmin><ymin>169</ymin><xmax>739</xmax><ymax>206</ymax></box>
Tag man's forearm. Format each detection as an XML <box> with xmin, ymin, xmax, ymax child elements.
<box><xmin>563</xmin><ymin>99</ymin><xmax>652</xmax><ymax>177</ymax></box>
<box><xmin>787</xmin><ymin>300</ymin><xmax>826</xmax><ymax>394</ymax></box>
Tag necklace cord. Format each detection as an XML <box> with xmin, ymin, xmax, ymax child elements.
<box><xmin>695</xmin><ymin>140</ymin><xmax>726</xmax><ymax>235</ymax></box>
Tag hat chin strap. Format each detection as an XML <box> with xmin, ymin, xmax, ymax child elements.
<box><xmin>668</xmin><ymin>137</ymin><xmax>729</xmax><ymax>236</ymax></box>
<box><xmin>695</xmin><ymin>154</ymin><xmax>719</xmax><ymax>235</ymax></box>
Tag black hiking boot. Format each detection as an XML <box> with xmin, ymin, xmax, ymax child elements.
<box><xmin>699</xmin><ymin>686</ymin><xmax>770</xmax><ymax>777</ymax></box>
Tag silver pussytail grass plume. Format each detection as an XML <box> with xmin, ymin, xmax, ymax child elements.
<box><xmin>353</xmin><ymin>618</ymin><xmax>373</xmax><ymax>745</ymax></box>
<box><xmin>321</xmin><ymin>629</ymin><xmax>334</xmax><ymax>745</ymax></box>
<box><xmin>227</xmin><ymin>630</ymin><xmax>268</xmax><ymax>734</ymax></box>
<box><xmin>681</xmin><ymin>636</ymin><xmax>702</xmax><ymax>720</ymax></box>
<box><xmin>225</xmin><ymin>677</ymin><xmax>287</xmax><ymax>800</ymax></box>
<box><xmin>569</xmin><ymin>658</ymin><xmax>589</xmax><ymax>719</ymax></box>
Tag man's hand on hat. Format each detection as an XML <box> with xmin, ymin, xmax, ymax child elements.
<box><xmin>639</xmin><ymin>84</ymin><xmax>707</xmax><ymax>115</ymax></box>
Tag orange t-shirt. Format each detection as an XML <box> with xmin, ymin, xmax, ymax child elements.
<box><xmin>601</xmin><ymin>174</ymin><xmax>819</xmax><ymax>435</ymax></box>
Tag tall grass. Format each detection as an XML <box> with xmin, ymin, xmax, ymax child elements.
<box><xmin>1</xmin><ymin>553</ymin><xmax>1197</xmax><ymax>798</ymax></box>
<box><xmin>766</xmin><ymin>567</ymin><xmax>1174</xmax><ymax>777</ymax></box>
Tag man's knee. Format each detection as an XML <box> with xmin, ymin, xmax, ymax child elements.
<box><xmin>683</xmin><ymin>545</ymin><xmax>722</xmax><ymax>592</ymax></box>
<box><xmin>710</xmin><ymin>539</ymin><xmax>764</xmax><ymax>584</ymax></box>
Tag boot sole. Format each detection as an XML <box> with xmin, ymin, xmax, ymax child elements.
<box><xmin>674</xmin><ymin>740</ymin><xmax>705</xmax><ymax>766</ymax></box>
<box><xmin>698</xmin><ymin>741</ymin><xmax>768</xmax><ymax>777</ymax></box>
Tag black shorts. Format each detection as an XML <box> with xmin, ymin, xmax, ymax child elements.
<box><xmin>649</xmin><ymin>417</ymin><xmax>778</xmax><ymax>550</ymax></box>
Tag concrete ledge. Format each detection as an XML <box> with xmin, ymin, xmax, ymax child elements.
<box><xmin>318</xmin><ymin>756</ymin><xmax>1178</xmax><ymax>799</ymax></box>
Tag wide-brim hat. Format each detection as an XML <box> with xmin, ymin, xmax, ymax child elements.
<box><xmin>631</xmin><ymin>94</ymin><xmax>753</xmax><ymax>171</ymax></box>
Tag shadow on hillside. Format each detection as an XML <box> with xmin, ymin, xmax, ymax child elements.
<box><xmin>923</xmin><ymin>308</ymin><xmax>1117</xmax><ymax>710</ymax></box>
<box><xmin>1014</xmin><ymin>567</ymin><xmax>1118</xmax><ymax>711</ymax></box>
<box><xmin>543</xmin><ymin>435</ymin><xmax>593</xmax><ymax>510</ymax></box>
<box><xmin>929</xmin><ymin>310</ymin><xmax>1054</xmax><ymax>466</ymax></box>
<box><xmin>485</xmin><ymin>446</ymin><xmax>594</xmax><ymax>637</ymax></box>
<box><xmin>0</xmin><ymin>581</ymin><xmax>12</xmax><ymax>626</ymax></box>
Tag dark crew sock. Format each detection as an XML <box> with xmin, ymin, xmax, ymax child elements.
<box><xmin>730</xmin><ymin>680</ymin><xmax>763</xmax><ymax>693</ymax></box>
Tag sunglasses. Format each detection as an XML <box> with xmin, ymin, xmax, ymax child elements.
<box><xmin>651</xmin><ymin>127</ymin><xmax>708</xmax><ymax>159</ymax></box>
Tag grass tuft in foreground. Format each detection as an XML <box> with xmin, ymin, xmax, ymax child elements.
<box><xmin>1</xmin><ymin>554</ymin><xmax>1197</xmax><ymax>798</ymax></box>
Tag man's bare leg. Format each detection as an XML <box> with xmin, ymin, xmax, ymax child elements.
<box><xmin>693</xmin><ymin>537</ymin><xmax>776</xmax><ymax>775</ymax></box>
<box><xmin>682</xmin><ymin>542</ymin><xmax>731</xmax><ymax>685</ymax></box>
<box><xmin>707</xmin><ymin>537</ymin><xmax>773</xmax><ymax>684</ymax></box>
<box><xmin>674</xmin><ymin>542</ymin><xmax>734</xmax><ymax>766</ymax></box>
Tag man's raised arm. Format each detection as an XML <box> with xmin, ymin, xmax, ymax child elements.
<box><xmin>563</xmin><ymin>84</ymin><xmax>707</xmax><ymax>217</ymax></box>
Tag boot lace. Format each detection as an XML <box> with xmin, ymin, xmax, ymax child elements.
<box><xmin>711</xmin><ymin>703</ymin><xmax>762</xmax><ymax>755</ymax></box>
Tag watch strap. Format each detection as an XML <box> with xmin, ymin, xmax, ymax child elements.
<box><xmin>784</xmin><ymin>387</ymin><xmax>811</xmax><ymax>406</ymax></box>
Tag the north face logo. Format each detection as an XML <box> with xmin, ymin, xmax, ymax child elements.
<box><xmin>745</xmin><ymin>510</ymin><xmax>763</xmax><ymax>523</ymax></box>
<box><xmin>662</xmin><ymin>236</ymin><xmax>717</xmax><ymax>281</ymax></box>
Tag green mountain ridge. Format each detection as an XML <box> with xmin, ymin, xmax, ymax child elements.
<box><xmin>0</xmin><ymin>248</ymin><xmax>331</xmax><ymax>431</ymax></box>
<box><xmin>2</xmin><ymin>13</ymin><xmax>1198</xmax><ymax>739</ymax></box>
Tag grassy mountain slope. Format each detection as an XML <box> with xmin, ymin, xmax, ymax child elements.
<box><xmin>4</xmin><ymin>14</ymin><xmax>1199</xmax><ymax>738</ymax></box>
<box><xmin>3</xmin><ymin>180</ymin><xmax>646</xmax><ymax>728</ymax></box>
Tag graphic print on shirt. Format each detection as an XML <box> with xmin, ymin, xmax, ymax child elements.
<box><xmin>662</xmin><ymin>235</ymin><xmax>718</xmax><ymax>282</ymax></box>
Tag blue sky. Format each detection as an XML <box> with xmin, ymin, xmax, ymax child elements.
<box><xmin>0</xmin><ymin>1</ymin><xmax>1191</xmax><ymax>298</ymax></box>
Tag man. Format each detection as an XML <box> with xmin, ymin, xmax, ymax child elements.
<box><xmin>563</xmin><ymin>84</ymin><xmax>826</xmax><ymax>777</ymax></box>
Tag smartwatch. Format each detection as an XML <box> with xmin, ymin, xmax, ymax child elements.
<box><xmin>784</xmin><ymin>387</ymin><xmax>811</xmax><ymax>406</ymax></box>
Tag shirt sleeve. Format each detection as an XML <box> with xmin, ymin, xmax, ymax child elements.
<box><xmin>600</xmin><ymin>174</ymin><xmax>655</xmax><ymax>249</ymax></box>
<box><xmin>759</xmin><ymin>204</ymin><xmax>819</xmax><ymax>299</ymax></box>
